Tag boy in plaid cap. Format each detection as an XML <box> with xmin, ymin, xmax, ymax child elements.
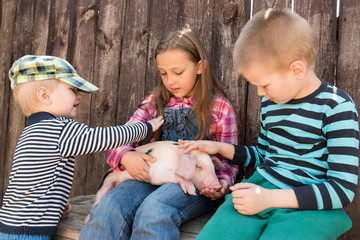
<box><xmin>0</xmin><ymin>55</ymin><xmax>163</xmax><ymax>240</ymax></box>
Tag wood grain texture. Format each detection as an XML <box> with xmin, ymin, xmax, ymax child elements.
<box><xmin>0</xmin><ymin>0</ymin><xmax>18</xmax><ymax>205</ymax></box>
<box><xmin>337</xmin><ymin>0</ymin><xmax>360</xmax><ymax>239</ymax></box>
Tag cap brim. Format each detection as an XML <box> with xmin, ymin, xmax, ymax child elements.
<box><xmin>58</xmin><ymin>76</ymin><xmax>99</xmax><ymax>93</ymax></box>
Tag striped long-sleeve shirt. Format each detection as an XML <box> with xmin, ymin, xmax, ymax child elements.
<box><xmin>107</xmin><ymin>93</ymin><xmax>239</xmax><ymax>185</ymax></box>
<box><xmin>232</xmin><ymin>80</ymin><xmax>359</xmax><ymax>210</ymax></box>
<box><xmin>0</xmin><ymin>112</ymin><xmax>152</xmax><ymax>236</ymax></box>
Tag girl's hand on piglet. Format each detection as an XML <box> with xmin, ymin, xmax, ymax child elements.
<box><xmin>178</xmin><ymin>140</ymin><xmax>220</xmax><ymax>155</ymax></box>
<box><xmin>121</xmin><ymin>151</ymin><xmax>156</xmax><ymax>182</ymax></box>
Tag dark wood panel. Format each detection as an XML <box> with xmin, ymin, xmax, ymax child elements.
<box><xmin>337</xmin><ymin>0</ymin><xmax>360</xmax><ymax>239</ymax></box>
<box><xmin>0</xmin><ymin>0</ymin><xmax>18</xmax><ymax>206</ymax></box>
<box><xmin>294</xmin><ymin>0</ymin><xmax>337</xmax><ymax>84</ymax></box>
<box><xmin>212</xmin><ymin>0</ymin><xmax>251</xmax><ymax>145</ymax></box>
<box><xmin>70</xmin><ymin>0</ymin><xmax>98</xmax><ymax>196</ymax></box>
<box><xmin>116</xmin><ymin>0</ymin><xmax>150</xmax><ymax>125</ymax></box>
<box><xmin>83</xmin><ymin>0</ymin><xmax>127</xmax><ymax>194</ymax></box>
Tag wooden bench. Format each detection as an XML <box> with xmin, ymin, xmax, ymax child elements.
<box><xmin>53</xmin><ymin>195</ymin><xmax>214</xmax><ymax>240</ymax></box>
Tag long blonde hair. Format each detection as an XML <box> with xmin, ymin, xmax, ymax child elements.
<box><xmin>153</xmin><ymin>28</ymin><xmax>228</xmax><ymax>140</ymax></box>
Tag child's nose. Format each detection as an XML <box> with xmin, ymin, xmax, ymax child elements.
<box><xmin>167</xmin><ymin>76</ymin><xmax>176</xmax><ymax>86</ymax></box>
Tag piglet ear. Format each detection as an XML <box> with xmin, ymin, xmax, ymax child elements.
<box><xmin>175</xmin><ymin>154</ymin><xmax>196</xmax><ymax>180</ymax></box>
<box><xmin>211</xmin><ymin>156</ymin><xmax>225</xmax><ymax>170</ymax></box>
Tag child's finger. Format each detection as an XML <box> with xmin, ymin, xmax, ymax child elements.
<box><xmin>230</xmin><ymin>182</ymin><xmax>253</xmax><ymax>191</ymax></box>
<box><xmin>141</xmin><ymin>153</ymin><xmax>156</xmax><ymax>163</ymax></box>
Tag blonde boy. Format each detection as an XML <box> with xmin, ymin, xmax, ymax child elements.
<box><xmin>181</xmin><ymin>8</ymin><xmax>359</xmax><ymax>239</ymax></box>
<box><xmin>0</xmin><ymin>55</ymin><xmax>163</xmax><ymax>240</ymax></box>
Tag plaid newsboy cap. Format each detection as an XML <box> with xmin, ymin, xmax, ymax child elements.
<box><xmin>9</xmin><ymin>55</ymin><xmax>99</xmax><ymax>93</ymax></box>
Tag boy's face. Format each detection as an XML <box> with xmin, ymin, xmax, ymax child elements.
<box><xmin>241</xmin><ymin>62</ymin><xmax>304</xmax><ymax>104</ymax></box>
<box><xmin>49</xmin><ymin>81</ymin><xmax>82</xmax><ymax>118</ymax></box>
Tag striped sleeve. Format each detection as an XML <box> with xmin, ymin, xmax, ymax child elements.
<box><xmin>58</xmin><ymin>120</ymin><xmax>152</xmax><ymax>157</ymax></box>
<box><xmin>232</xmin><ymin>121</ymin><xmax>267</xmax><ymax>168</ymax></box>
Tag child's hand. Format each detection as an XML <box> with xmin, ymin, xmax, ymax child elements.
<box><xmin>121</xmin><ymin>151</ymin><xmax>156</xmax><ymax>182</ymax></box>
<box><xmin>178</xmin><ymin>139</ymin><xmax>220</xmax><ymax>155</ymax></box>
<box><xmin>230</xmin><ymin>183</ymin><xmax>271</xmax><ymax>215</ymax></box>
<box><xmin>200</xmin><ymin>179</ymin><xmax>229</xmax><ymax>200</ymax></box>
<box><xmin>60</xmin><ymin>202</ymin><xmax>72</xmax><ymax>219</ymax></box>
<box><xmin>148</xmin><ymin>116</ymin><xmax>164</xmax><ymax>132</ymax></box>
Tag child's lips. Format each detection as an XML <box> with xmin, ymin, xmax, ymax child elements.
<box><xmin>74</xmin><ymin>103</ymin><xmax>80</xmax><ymax>107</ymax></box>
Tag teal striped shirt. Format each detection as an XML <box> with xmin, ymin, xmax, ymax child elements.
<box><xmin>233</xmin><ymin>80</ymin><xmax>359</xmax><ymax>210</ymax></box>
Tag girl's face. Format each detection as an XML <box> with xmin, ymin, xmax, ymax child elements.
<box><xmin>156</xmin><ymin>49</ymin><xmax>202</xmax><ymax>98</ymax></box>
<box><xmin>49</xmin><ymin>81</ymin><xmax>82</xmax><ymax>118</ymax></box>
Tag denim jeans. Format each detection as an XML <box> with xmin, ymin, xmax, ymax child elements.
<box><xmin>79</xmin><ymin>180</ymin><xmax>216</xmax><ymax>240</ymax></box>
<box><xmin>0</xmin><ymin>233</ymin><xmax>50</xmax><ymax>240</ymax></box>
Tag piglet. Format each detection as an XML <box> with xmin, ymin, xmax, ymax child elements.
<box><xmin>84</xmin><ymin>141</ymin><xmax>222</xmax><ymax>223</ymax></box>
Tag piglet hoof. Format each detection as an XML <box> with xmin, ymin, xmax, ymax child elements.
<box><xmin>180</xmin><ymin>180</ymin><xmax>197</xmax><ymax>196</ymax></box>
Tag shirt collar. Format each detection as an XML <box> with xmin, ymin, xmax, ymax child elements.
<box><xmin>27</xmin><ymin>112</ymin><xmax>57</xmax><ymax>126</ymax></box>
<box><xmin>167</xmin><ymin>96</ymin><xmax>194</xmax><ymax>107</ymax></box>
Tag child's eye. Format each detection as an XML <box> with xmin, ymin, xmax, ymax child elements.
<box><xmin>70</xmin><ymin>88</ymin><xmax>80</xmax><ymax>94</ymax></box>
<box><xmin>175</xmin><ymin>72</ymin><xmax>183</xmax><ymax>75</ymax></box>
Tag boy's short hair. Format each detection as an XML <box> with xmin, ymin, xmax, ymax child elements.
<box><xmin>233</xmin><ymin>8</ymin><xmax>316</xmax><ymax>73</ymax></box>
<box><xmin>13</xmin><ymin>79</ymin><xmax>59</xmax><ymax>116</ymax></box>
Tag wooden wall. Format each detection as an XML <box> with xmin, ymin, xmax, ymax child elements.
<box><xmin>0</xmin><ymin>0</ymin><xmax>359</xmax><ymax>238</ymax></box>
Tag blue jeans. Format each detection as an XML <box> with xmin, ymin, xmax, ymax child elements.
<box><xmin>0</xmin><ymin>233</ymin><xmax>50</xmax><ymax>240</ymax></box>
<box><xmin>79</xmin><ymin>180</ymin><xmax>216</xmax><ymax>240</ymax></box>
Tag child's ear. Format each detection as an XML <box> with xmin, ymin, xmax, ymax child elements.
<box><xmin>37</xmin><ymin>86</ymin><xmax>52</xmax><ymax>105</ymax></box>
<box><xmin>196</xmin><ymin>60</ymin><xmax>207</xmax><ymax>75</ymax></box>
<box><xmin>290</xmin><ymin>60</ymin><xmax>306</xmax><ymax>80</ymax></box>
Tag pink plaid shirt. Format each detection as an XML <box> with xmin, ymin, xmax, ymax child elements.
<box><xmin>107</xmin><ymin>93</ymin><xmax>239</xmax><ymax>185</ymax></box>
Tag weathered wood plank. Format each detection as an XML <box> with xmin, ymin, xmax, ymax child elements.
<box><xmin>0</xmin><ymin>0</ymin><xmax>18</xmax><ymax>206</ymax></box>
<box><xmin>116</xmin><ymin>0</ymin><xmax>150</xmax><ymax>125</ymax></box>
<box><xmin>212</xmin><ymin>0</ymin><xmax>251</xmax><ymax>146</ymax></box>
<box><xmin>83</xmin><ymin>0</ymin><xmax>127</xmax><ymax>194</ymax></box>
<box><xmin>32</xmin><ymin>0</ymin><xmax>52</xmax><ymax>54</ymax></box>
<box><xmin>70</xmin><ymin>0</ymin><xmax>98</xmax><ymax>196</ymax></box>
<box><xmin>47</xmin><ymin>0</ymin><xmax>74</xmax><ymax>59</ymax></box>
<box><xmin>337</xmin><ymin>0</ymin><xmax>360</xmax><ymax>239</ymax></box>
<box><xmin>294</xmin><ymin>0</ymin><xmax>337</xmax><ymax>84</ymax></box>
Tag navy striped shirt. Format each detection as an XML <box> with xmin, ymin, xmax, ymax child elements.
<box><xmin>0</xmin><ymin>112</ymin><xmax>151</xmax><ymax>236</ymax></box>
<box><xmin>233</xmin><ymin>80</ymin><xmax>359</xmax><ymax>210</ymax></box>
